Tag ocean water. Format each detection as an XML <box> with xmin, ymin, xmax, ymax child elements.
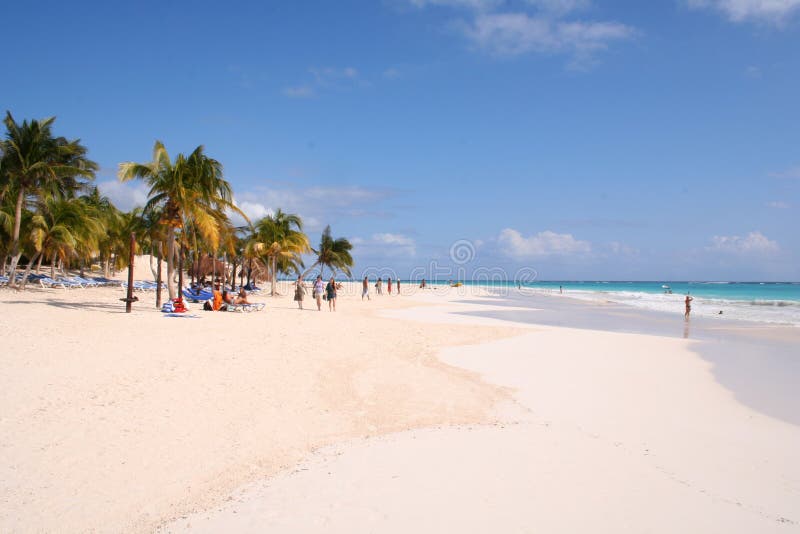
<box><xmin>414</xmin><ymin>280</ymin><xmax>800</xmax><ymax>326</ymax></box>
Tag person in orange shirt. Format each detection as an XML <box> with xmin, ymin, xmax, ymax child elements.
<box><xmin>212</xmin><ymin>285</ymin><xmax>224</xmax><ymax>311</ymax></box>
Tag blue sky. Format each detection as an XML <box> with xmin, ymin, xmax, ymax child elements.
<box><xmin>3</xmin><ymin>0</ymin><xmax>799</xmax><ymax>280</ymax></box>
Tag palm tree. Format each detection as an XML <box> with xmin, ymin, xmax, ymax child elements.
<box><xmin>118</xmin><ymin>141</ymin><xmax>245</xmax><ymax>300</ymax></box>
<box><xmin>20</xmin><ymin>197</ymin><xmax>103</xmax><ymax>286</ymax></box>
<box><xmin>247</xmin><ymin>209</ymin><xmax>310</xmax><ymax>295</ymax></box>
<box><xmin>305</xmin><ymin>225</ymin><xmax>353</xmax><ymax>279</ymax></box>
<box><xmin>1</xmin><ymin>112</ymin><xmax>97</xmax><ymax>286</ymax></box>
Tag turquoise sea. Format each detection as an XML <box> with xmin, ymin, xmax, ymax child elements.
<box><xmin>413</xmin><ymin>280</ymin><xmax>800</xmax><ymax>325</ymax></box>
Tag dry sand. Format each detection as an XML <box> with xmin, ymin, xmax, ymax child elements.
<box><xmin>2</xmin><ymin>268</ymin><xmax>799</xmax><ymax>533</ymax></box>
<box><xmin>0</xmin><ymin>276</ymin><xmax>522</xmax><ymax>533</ymax></box>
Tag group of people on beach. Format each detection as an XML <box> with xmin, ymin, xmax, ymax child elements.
<box><xmin>203</xmin><ymin>285</ymin><xmax>251</xmax><ymax>311</ymax></box>
<box><xmin>367</xmin><ymin>276</ymin><xmax>402</xmax><ymax>299</ymax></box>
<box><xmin>293</xmin><ymin>275</ymin><xmax>340</xmax><ymax>311</ymax></box>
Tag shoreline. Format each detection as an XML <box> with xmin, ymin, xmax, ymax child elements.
<box><xmin>456</xmin><ymin>289</ymin><xmax>800</xmax><ymax>426</ymax></box>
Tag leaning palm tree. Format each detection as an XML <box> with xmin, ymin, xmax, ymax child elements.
<box><xmin>1</xmin><ymin>112</ymin><xmax>97</xmax><ymax>286</ymax></box>
<box><xmin>305</xmin><ymin>225</ymin><xmax>353</xmax><ymax>279</ymax></box>
<box><xmin>246</xmin><ymin>209</ymin><xmax>310</xmax><ymax>295</ymax></box>
<box><xmin>118</xmin><ymin>141</ymin><xmax>246</xmax><ymax>300</ymax></box>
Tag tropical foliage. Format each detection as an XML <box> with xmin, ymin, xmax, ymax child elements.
<box><xmin>306</xmin><ymin>225</ymin><xmax>354</xmax><ymax>279</ymax></box>
<box><xmin>246</xmin><ymin>209</ymin><xmax>310</xmax><ymax>295</ymax></box>
<box><xmin>1</xmin><ymin>112</ymin><xmax>356</xmax><ymax>294</ymax></box>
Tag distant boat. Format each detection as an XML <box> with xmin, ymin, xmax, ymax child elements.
<box><xmin>662</xmin><ymin>284</ymin><xmax>670</xmax><ymax>289</ymax></box>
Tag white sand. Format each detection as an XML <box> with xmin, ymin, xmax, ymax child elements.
<box><xmin>2</xmin><ymin>277</ymin><xmax>799</xmax><ymax>532</ymax></box>
<box><xmin>0</xmin><ymin>280</ymin><xmax>520</xmax><ymax>532</ymax></box>
<box><xmin>166</xmin><ymin>293</ymin><xmax>800</xmax><ymax>533</ymax></box>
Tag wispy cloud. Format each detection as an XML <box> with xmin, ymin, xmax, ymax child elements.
<box><xmin>230</xmin><ymin>185</ymin><xmax>399</xmax><ymax>230</ymax></box>
<box><xmin>352</xmin><ymin>232</ymin><xmax>417</xmax><ymax>257</ymax></box>
<box><xmin>770</xmin><ymin>165</ymin><xmax>800</xmax><ymax>179</ymax></box>
<box><xmin>458</xmin><ymin>12</ymin><xmax>636</xmax><ymax>65</ymax></box>
<box><xmin>745</xmin><ymin>65</ymin><xmax>762</xmax><ymax>78</ymax></box>
<box><xmin>525</xmin><ymin>0</ymin><xmax>591</xmax><ymax>15</ymax></box>
<box><xmin>283</xmin><ymin>85</ymin><xmax>315</xmax><ymax>98</ymax></box>
<box><xmin>686</xmin><ymin>0</ymin><xmax>800</xmax><ymax>24</ymax></box>
<box><xmin>284</xmin><ymin>66</ymin><xmax>366</xmax><ymax>98</ymax></box>
<box><xmin>406</xmin><ymin>0</ymin><xmax>500</xmax><ymax>10</ymax></box>
<box><xmin>706</xmin><ymin>231</ymin><xmax>779</xmax><ymax>254</ymax></box>
<box><xmin>404</xmin><ymin>0</ymin><xmax>636</xmax><ymax>68</ymax></box>
<box><xmin>498</xmin><ymin>228</ymin><xmax>591</xmax><ymax>259</ymax></box>
<box><xmin>766</xmin><ymin>200</ymin><xmax>790</xmax><ymax>209</ymax></box>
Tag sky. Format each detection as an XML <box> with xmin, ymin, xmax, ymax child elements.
<box><xmin>3</xmin><ymin>0</ymin><xmax>799</xmax><ymax>281</ymax></box>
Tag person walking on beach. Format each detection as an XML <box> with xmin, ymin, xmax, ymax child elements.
<box><xmin>293</xmin><ymin>276</ymin><xmax>306</xmax><ymax>310</ymax></box>
<box><xmin>685</xmin><ymin>293</ymin><xmax>693</xmax><ymax>319</ymax></box>
<box><xmin>362</xmin><ymin>276</ymin><xmax>370</xmax><ymax>301</ymax></box>
<box><xmin>376</xmin><ymin>277</ymin><xmax>383</xmax><ymax>295</ymax></box>
<box><xmin>326</xmin><ymin>276</ymin><xmax>337</xmax><ymax>311</ymax></box>
<box><xmin>387</xmin><ymin>277</ymin><xmax>392</xmax><ymax>295</ymax></box>
<box><xmin>314</xmin><ymin>275</ymin><xmax>325</xmax><ymax>311</ymax></box>
<box><xmin>396</xmin><ymin>278</ymin><xmax>401</xmax><ymax>295</ymax></box>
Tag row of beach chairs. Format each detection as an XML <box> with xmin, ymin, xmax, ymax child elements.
<box><xmin>0</xmin><ymin>273</ymin><xmax>122</xmax><ymax>289</ymax></box>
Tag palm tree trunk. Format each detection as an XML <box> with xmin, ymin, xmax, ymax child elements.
<box><xmin>7</xmin><ymin>187</ymin><xmax>26</xmax><ymax>287</ymax></box>
<box><xmin>270</xmin><ymin>255</ymin><xmax>277</xmax><ymax>296</ymax></box>
<box><xmin>50</xmin><ymin>252</ymin><xmax>57</xmax><ymax>280</ymax></box>
<box><xmin>36</xmin><ymin>253</ymin><xmax>44</xmax><ymax>274</ymax></box>
<box><xmin>166</xmin><ymin>225</ymin><xmax>176</xmax><ymax>300</ymax></box>
<box><xmin>19</xmin><ymin>251</ymin><xmax>41</xmax><ymax>289</ymax></box>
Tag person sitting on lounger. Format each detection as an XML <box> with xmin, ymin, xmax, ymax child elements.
<box><xmin>234</xmin><ymin>288</ymin><xmax>250</xmax><ymax>305</ymax></box>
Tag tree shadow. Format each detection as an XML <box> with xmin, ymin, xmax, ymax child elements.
<box><xmin>3</xmin><ymin>299</ymin><xmax>131</xmax><ymax>314</ymax></box>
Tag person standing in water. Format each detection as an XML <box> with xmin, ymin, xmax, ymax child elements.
<box><xmin>293</xmin><ymin>276</ymin><xmax>306</xmax><ymax>310</ymax></box>
<box><xmin>685</xmin><ymin>293</ymin><xmax>693</xmax><ymax>319</ymax></box>
<box><xmin>362</xmin><ymin>276</ymin><xmax>370</xmax><ymax>301</ymax></box>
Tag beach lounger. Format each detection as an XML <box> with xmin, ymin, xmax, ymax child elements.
<box><xmin>183</xmin><ymin>288</ymin><xmax>213</xmax><ymax>302</ymax></box>
<box><xmin>39</xmin><ymin>277</ymin><xmax>69</xmax><ymax>289</ymax></box>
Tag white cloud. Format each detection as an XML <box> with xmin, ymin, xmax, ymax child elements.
<box><xmin>745</xmin><ymin>65</ymin><xmax>762</xmax><ymax>78</ymax></box>
<box><xmin>608</xmin><ymin>241</ymin><xmax>639</xmax><ymax>256</ymax></box>
<box><xmin>707</xmin><ymin>231</ymin><xmax>779</xmax><ymax>254</ymax></box>
<box><xmin>230</xmin><ymin>184</ymin><xmax>398</xmax><ymax>231</ymax></box>
<box><xmin>766</xmin><ymin>200</ymin><xmax>790</xmax><ymax>209</ymax></box>
<box><xmin>525</xmin><ymin>0</ymin><xmax>591</xmax><ymax>15</ymax></box>
<box><xmin>283</xmin><ymin>85</ymin><xmax>315</xmax><ymax>98</ymax></box>
<box><xmin>97</xmin><ymin>180</ymin><xmax>150</xmax><ymax>211</ymax></box>
<box><xmin>498</xmin><ymin>228</ymin><xmax>591</xmax><ymax>258</ymax></box>
<box><xmin>407</xmin><ymin>0</ymin><xmax>500</xmax><ymax>10</ymax></box>
<box><xmin>459</xmin><ymin>12</ymin><xmax>635</xmax><ymax>63</ymax></box>
<box><xmin>686</xmin><ymin>0</ymin><xmax>800</xmax><ymax>23</ymax></box>
<box><xmin>770</xmin><ymin>165</ymin><xmax>800</xmax><ymax>179</ymax></box>
<box><xmin>383</xmin><ymin>67</ymin><xmax>401</xmax><ymax>79</ymax></box>
<box><xmin>352</xmin><ymin>233</ymin><xmax>417</xmax><ymax>256</ymax></box>
<box><xmin>285</xmin><ymin>67</ymin><xmax>365</xmax><ymax>99</ymax></box>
